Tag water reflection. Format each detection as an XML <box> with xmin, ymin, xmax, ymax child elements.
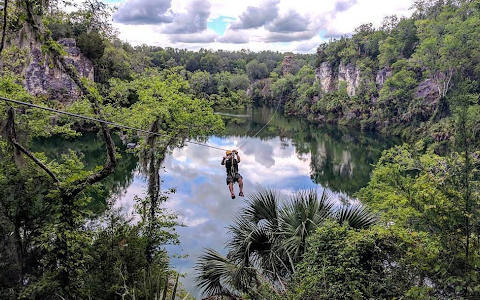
<box><xmin>157</xmin><ymin>108</ymin><xmax>393</xmax><ymax>297</ymax></box>
<box><xmin>31</xmin><ymin>108</ymin><xmax>394</xmax><ymax>298</ymax></box>
<box><xmin>219</xmin><ymin>107</ymin><xmax>394</xmax><ymax>196</ymax></box>
<box><xmin>31</xmin><ymin>133</ymin><xmax>138</xmax><ymax>214</ymax></box>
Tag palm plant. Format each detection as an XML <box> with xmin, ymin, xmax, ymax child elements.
<box><xmin>195</xmin><ymin>188</ymin><xmax>377</xmax><ymax>299</ymax></box>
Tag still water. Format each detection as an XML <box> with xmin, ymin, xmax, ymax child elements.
<box><xmin>33</xmin><ymin>107</ymin><xmax>394</xmax><ymax>298</ymax></box>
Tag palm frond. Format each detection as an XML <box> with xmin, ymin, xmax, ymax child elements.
<box><xmin>227</xmin><ymin>216</ymin><xmax>274</xmax><ymax>264</ymax></box>
<box><xmin>242</xmin><ymin>187</ymin><xmax>279</xmax><ymax>227</ymax></box>
<box><xmin>195</xmin><ymin>248</ymin><xmax>258</xmax><ymax>297</ymax></box>
<box><xmin>279</xmin><ymin>190</ymin><xmax>334</xmax><ymax>262</ymax></box>
<box><xmin>334</xmin><ymin>203</ymin><xmax>378</xmax><ymax>229</ymax></box>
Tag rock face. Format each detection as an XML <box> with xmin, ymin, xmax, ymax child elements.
<box><xmin>24</xmin><ymin>38</ymin><xmax>94</xmax><ymax>102</ymax></box>
<box><xmin>415</xmin><ymin>78</ymin><xmax>438</xmax><ymax>100</ymax></box>
<box><xmin>314</xmin><ymin>62</ymin><xmax>394</xmax><ymax>97</ymax></box>
<box><xmin>315</xmin><ymin>62</ymin><xmax>336</xmax><ymax>93</ymax></box>
<box><xmin>375</xmin><ymin>67</ymin><xmax>392</xmax><ymax>89</ymax></box>
<box><xmin>338</xmin><ymin>62</ymin><xmax>361</xmax><ymax>97</ymax></box>
<box><xmin>281</xmin><ymin>55</ymin><xmax>293</xmax><ymax>76</ymax></box>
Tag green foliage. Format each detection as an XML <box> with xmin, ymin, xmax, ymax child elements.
<box><xmin>76</xmin><ymin>30</ymin><xmax>105</xmax><ymax>61</ymax></box>
<box><xmin>6</xmin><ymin>1</ymin><xmax>480</xmax><ymax>299</ymax></box>
<box><xmin>357</xmin><ymin>139</ymin><xmax>480</xmax><ymax>298</ymax></box>
<box><xmin>97</xmin><ymin>44</ymin><xmax>133</xmax><ymax>82</ymax></box>
<box><xmin>110</xmin><ymin>69</ymin><xmax>224</xmax><ymax>142</ymax></box>
<box><xmin>229</xmin><ymin>73</ymin><xmax>250</xmax><ymax>91</ymax></box>
<box><xmin>378</xmin><ymin>60</ymin><xmax>419</xmax><ymax>123</ymax></box>
<box><xmin>246</xmin><ymin>59</ymin><xmax>268</xmax><ymax>81</ymax></box>
<box><xmin>290</xmin><ymin>222</ymin><xmax>435</xmax><ymax>300</ymax></box>
<box><xmin>284</xmin><ymin>0</ymin><xmax>480</xmax><ymax>138</ymax></box>
<box><xmin>84</xmin><ymin>208</ymin><xmax>179</xmax><ymax>299</ymax></box>
<box><xmin>190</xmin><ymin>70</ymin><xmax>216</xmax><ymax>96</ymax></box>
<box><xmin>195</xmin><ymin>188</ymin><xmax>377</xmax><ymax>298</ymax></box>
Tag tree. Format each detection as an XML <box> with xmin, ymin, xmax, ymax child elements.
<box><xmin>246</xmin><ymin>59</ymin><xmax>268</xmax><ymax>81</ymax></box>
<box><xmin>357</xmin><ymin>131</ymin><xmax>480</xmax><ymax>298</ymax></box>
<box><xmin>290</xmin><ymin>222</ymin><xmax>435</xmax><ymax>300</ymax></box>
<box><xmin>195</xmin><ymin>188</ymin><xmax>377</xmax><ymax>299</ymax></box>
<box><xmin>229</xmin><ymin>73</ymin><xmax>250</xmax><ymax>91</ymax></box>
<box><xmin>378</xmin><ymin>60</ymin><xmax>418</xmax><ymax>124</ymax></box>
<box><xmin>199</xmin><ymin>52</ymin><xmax>222</xmax><ymax>73</ymax></box>
<box><xmin>69</xmin><ymin>0</ymin><xmax>115</xmax><ymax>37</ymax></box>
<box><xmin>76</xmin><ymin>30</ymin><xmax>104</xmax><ymax>61</ymax></box>
<box><xmin>5</xmin><ymin>2</ymin><xmax>218</xmax><ymax>298</ymax></box>
<box><xmin>271</xmin><ymin>75</ymin><xmax>294</xmax><ymax>103</ymax></box>
<box><xmin>190</xmin><ymin>70</ymin><xmax>216</xmax><ymax>96</ymax></box>
<box><xmin>214</xmin><ymin>71</ymin><xmax>232</xmax><ymax>95</ymax></box>
<box><xmin>111</xmin><ymin>69</ymin><xmax>223</xmax><ymax>263</ymax></box>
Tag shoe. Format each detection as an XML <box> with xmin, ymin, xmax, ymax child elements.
<box><xmin>239</xmin><ymin>192</ymin><xmax>244</xmax><ymax>197</ymax></box>
<box><xmin>231</xmin><ymin>194</ymin><xmax>236</xmax><ymax>199</ymax></box>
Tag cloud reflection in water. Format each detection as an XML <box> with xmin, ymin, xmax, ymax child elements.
<box><xmin>114</xmin><ymin>135</ymin><xmax>319</xmax><ymax>298</ymax></box>
<box><xmin>112</xmin><ymin>108</ymin><xmax>394</xmax><ymax>298</ymax></box>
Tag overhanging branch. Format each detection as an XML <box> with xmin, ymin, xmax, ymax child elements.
<box><xmin>5</xmin><ymin>107</ymin><xmax>59</xmax><ymax>183</ymax></box>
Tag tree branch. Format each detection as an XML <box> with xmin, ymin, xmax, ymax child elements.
<box><xmin>5</xmin><ymin>107</ymin><xmax>60</xmax><ymax>183</ymax></box>
<box><xmin>22</xmin><ymin>0</ymin><xmax>117</xmax><ymax>197</ymax></box>
<box><xmin>56</xmin><ymin>56</ymin><xmax>117</xmax><ymax>197</ymax></box>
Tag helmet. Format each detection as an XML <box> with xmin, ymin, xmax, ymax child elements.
<box><xmin>226</xmin><ymin>150</ymin><xmax>232</xmax><ymax>155</ymax></box>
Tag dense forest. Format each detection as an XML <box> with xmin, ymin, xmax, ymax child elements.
<box><xmin>0</xmin><ymin>0</ymin><xmax>479</xmax><ymax>299</ymax></box>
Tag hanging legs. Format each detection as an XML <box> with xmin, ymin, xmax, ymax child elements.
<box><xmin>226</xmin><ymin>173</ymin><xmax>244</xmax><ymax>199</ymax></box>
<box><xmin>238</xmin><ymin>178</ymin><xmax>244</xmax><ymax>197</ymax></box>
<box><xmin>228</xmin><ymin>182</ymin><xmax>235</xmax><ymax>199</ymax></box>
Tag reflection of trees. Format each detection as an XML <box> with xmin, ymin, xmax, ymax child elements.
<box><xmin>31</xmin><ymin>108</ymin><xmax>396</xmax><ymax>210</ymax></box>
<box><xmin>31</xmin><ymin>133</ymin><xmax>138</xmax><ymax>213</ymax></box>
<box><xmin>218</xmin><ymin>108</ymin><xmax>396</xmax><ymax>196</ymax></box>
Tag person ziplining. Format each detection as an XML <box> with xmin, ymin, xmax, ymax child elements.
<box><xmin>222</xmin><ymin>150</ymin><xmax>244</xmax><ymax>199</ymax></box>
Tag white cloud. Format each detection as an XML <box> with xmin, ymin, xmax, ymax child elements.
<box><xmin>168</xmin><ymin>30</ymin><xmax>218</xmax><ymax>43</ymax></box>
<box><xmin>217</xmin><ymin>30</ymin><xmax>249</xmax><ymax>44</ymax></box>
<box><xmin>163</xmin><ymin>0</ymin><xmax>211</xmax><ymax>34</ymax></box>
<box><xmin>109</xmin><ymin>0</ymin><xmax>415</xmax><ymax>52</ymax></box>
<box><xmin>113</xmin><ymin>0</ymin><xmax>173</xmax><ymax>25</ymax></box>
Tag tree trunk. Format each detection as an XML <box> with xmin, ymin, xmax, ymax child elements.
<box><xmin>0</xmin><ymin>0</ymin><xmax>8</xmax><ymax>56</ymax></box>
<box><xmin>13</xmin><ymin>218</ymin><xmax>23</xmax><ymax>286</ymax></box>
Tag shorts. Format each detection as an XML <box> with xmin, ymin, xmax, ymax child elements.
<box><xmin>226</xmin><ymin>173</ymin><xmax>242</xmax><ymax>185</ymax></box>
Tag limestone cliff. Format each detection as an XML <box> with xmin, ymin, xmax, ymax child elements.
<box><xmin>338</xmin><ymin>62</ymin><xmax>361</xmax><ymax>97</ymax></box>
<box><xmin>315</xmin><ymin>62</ymin><xmax>363</xmax><ymax>97</ymax></box>
<box><xmin>375</xmin><ymin>67</ymin><xmax>392</xmax><ymax>89</ymax></box>
<box><xmin>2</xmin><ymin>27</ymin><xmax>94</xmax><ymax>103</ymax></box>
<box><xmin>24</xmin><ymin>38</ymin><xmax>94</xmax><ymax>102</ymax></box>
<box><xmin>313</xmin><ymin>61</ymin><xmax>440</xmax><ymax>124</ymax></box>
<box><xmin>315</xmin><ymin>62</ymin><xmax>336</xmax><ymax>93</ymax></box>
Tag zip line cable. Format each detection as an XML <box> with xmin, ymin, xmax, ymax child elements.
<box><xmin>1</xmin><ymin>96</ymin><xmax>280</xmax><ymax>152</ymax></box>
<box><xmin>0</xmin><ymin>96</ymin><xmax>230</xmax><ymax>151</ymax></box>
<box><xmin>237</xmin><ymin>100</ymin><xmax>281</xmax><ymax>150</ymax></box>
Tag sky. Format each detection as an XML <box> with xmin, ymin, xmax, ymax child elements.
<box><xmin>95</xmin><ymin>0</ymin><xmax>415</xmax><ymax>53</ymax></box>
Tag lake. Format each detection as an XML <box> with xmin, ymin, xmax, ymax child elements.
<box><xmin>32</xmin><ymin>107</ymin><xmax>394</xmax><ymax>299</ymax></box>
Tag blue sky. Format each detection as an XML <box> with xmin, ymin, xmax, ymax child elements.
<box><xmin>96</xmin><ymin>0</ymin><xmax>414</xmax><ymax>52</ymax></box>
<box><xmin>208</xmin><ymin>16</ymin><xmax>235</xmax><ymax>35</ymax></box>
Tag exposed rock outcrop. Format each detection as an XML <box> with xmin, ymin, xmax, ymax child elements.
<box><xmin>315</xmin><ymin>62</ymin><xmax>336</xmax><ymax>94</ymax></box>
<box><xmin>415</xmin><ymin>78</ymin><xmax>438</xmax><ymax>100</ymax></box>
<box><xmin>314</xmin><ymin>62</ymin><xmax>394</xmax><ymax>97</ymax></box>
<box><xmin>375</xmin><ymin>67</ymin><xmax>392</xmax><ymax>89</ymax></box>
<box><xmin>281</xmin><ymin>55</ymin><xmax>293</xmax><ymax>76</ymax></box>
<box><xmin>2</xmin><ymin>25</ymin><xmax>94</xmax><ymax>103</ymax></box>
<box><xmin>315</xmin><ymin>62</ymin><xmax>362</xmax><ymax>97</ymax></box>
<box><xmin>24</xmin><ymin>38</ymin><xmax>94</xmax><ymax>103</ymax></box>
<box><xmin>338</xmin><ymin>62</ymin><xmax>361</xmax><ymax>97</ymax></box>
